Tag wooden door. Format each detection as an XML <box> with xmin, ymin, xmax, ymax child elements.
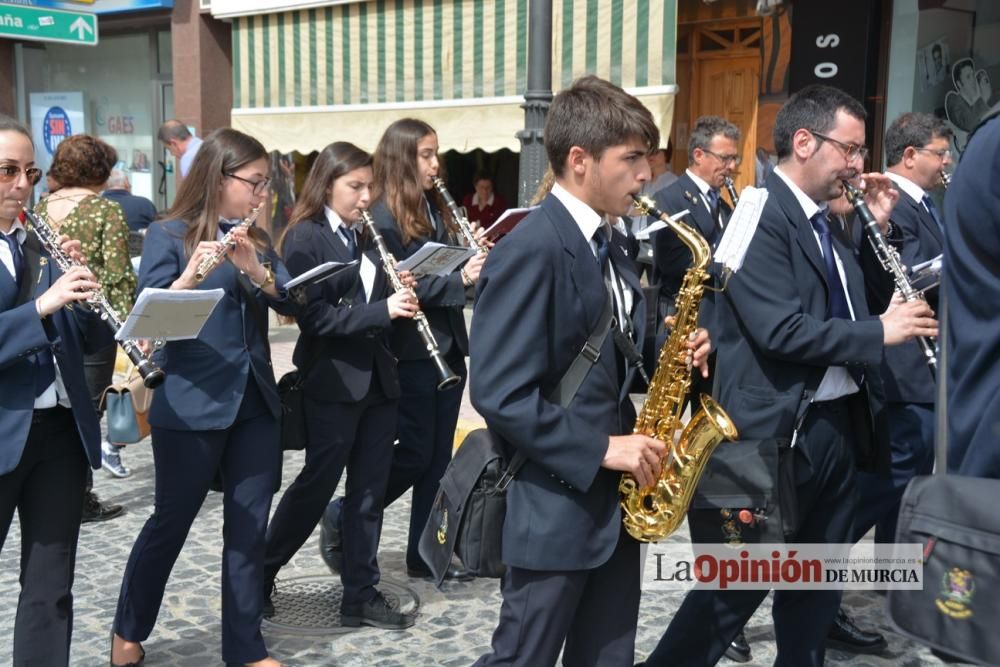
<box><xmin>696</xmin><ymin>55</ymin><xmax>760</xmax><ymax>199</ymax></box>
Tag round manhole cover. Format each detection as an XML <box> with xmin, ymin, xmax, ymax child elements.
<box><xmin>263</xmin><ymin>575</ymin><xmax>420</xmax><ymax>636</ymax></box>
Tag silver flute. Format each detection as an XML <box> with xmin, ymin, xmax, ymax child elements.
<box><xmin>431</xmin><ymin>176</ymin><xmax>487</xmax><ymax>253</ymax></box>
<box><xmin>360</xmin><ymin>210</ymin><xmax>461</xmax><ymax>391</ymax></box>
<box><xmin>195</xmin><ymin>203</ymin><xmax>263</xmax><ymax>281</ymax></box>
<box><xmin>20</xmin><ymin>208</ymin><xmax>165</xmax><ymax>388</ymax></box>
<box><xmin>841</xmin><ymin>181</ymin><xmax>937</xmax><ymax>375</ymax></box>
<box><xmin>940</xmin><ymin>169</ymin><xmax>951</xmax><ymax>190</ymax></box>
<box><xmin>723</xmin><ymin>175</ymin><xmax>739</xmax><ymax>205</ymax></box>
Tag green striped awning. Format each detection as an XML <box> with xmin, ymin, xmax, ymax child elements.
<box><xmin>230</xmin><ymin>0</ymin><xmax>677</xmax><ymax>153</ymax></box>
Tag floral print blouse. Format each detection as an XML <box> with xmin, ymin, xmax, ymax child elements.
<box><xmin>34</xmin><ymin>194</ymin><xmax>137</xmax><ymax>318</ymax></box>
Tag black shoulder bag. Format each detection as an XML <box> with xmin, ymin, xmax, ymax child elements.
<box><xmin>418</xmin><ymin>296</ymin><xmax>615</xmax><ymax>585</ymax></box>
<box><xmin>886</xmin><ymin>266</ymin><xmax>1000</xmax><ymax>666</ymax></box>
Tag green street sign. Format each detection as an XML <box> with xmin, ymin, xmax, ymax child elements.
<box><xmin>0</xmin><ymin>3</ymin><xmax>98</xmax><ymax>46</ymax></box>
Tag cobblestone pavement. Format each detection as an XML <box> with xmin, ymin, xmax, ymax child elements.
<box><xmin>0</xmin><ymin>322</ymin><xmax>969</xmax><ymax>666</ymax></box>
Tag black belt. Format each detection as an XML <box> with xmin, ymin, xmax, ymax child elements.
<box><xmin>32</xmin><ymin>405</ymin><xmax>72</xmax><ymax>424</ymax></box>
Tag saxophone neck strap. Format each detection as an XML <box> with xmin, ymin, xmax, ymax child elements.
<box><xmin>504</xmin><ymin>295</ymin><xmax>615</xmax><ymax>480</ymax></box>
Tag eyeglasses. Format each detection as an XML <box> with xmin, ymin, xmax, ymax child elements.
<box><xmin>0</xmin><ymin>165</ymin><xmax>43</xmax><ymax>185</ymax></box>
<box><xmin>914</xmin><ymin>147</ymin><xmax>951</xmax><ymax>159</ymax></box>
<box><xmin>809</xmin><ymin>131</ymin><xmax>869</xmax><ymax>163</ymax></box>
<box><xmin>224</xmin><ymin>172</ymin><xmax>270</xmax><ymax>196</ymax></box>
<box><xmin>702</xmin><ymin>149</ymin><xmax>742</xmax><ymax>166</ymax></box>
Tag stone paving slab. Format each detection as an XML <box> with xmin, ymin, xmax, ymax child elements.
<box><xmin>0</xmin><ymin>322</ymin><xmax>968</xmax><ymax>666</ymax></box>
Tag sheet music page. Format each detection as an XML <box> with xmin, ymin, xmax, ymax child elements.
<box><xmin>285</xmin><ymin>260</ymin><xmax>358</xmax><ymax>289</ymax></box>
<box><xmin>634</xmin><ymin>209</ymin><xmax>691</xmax><ymax>240</ymax></box>
<box><xmin>395</xmin><ymin>243</ymin><xmax>476</xmax><ymax>277</ymax></box>
<box><xmin>714</xmin><ymin>186</ymin><xmax>768</xmax><ymax>273</ymax></box>
<box><xmin>117</xmin><ymin>288</ymin><xmax>225</xmax><ymax>341</ymax></box>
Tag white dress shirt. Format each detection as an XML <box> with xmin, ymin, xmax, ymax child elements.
<box><xmin>772</xmin><ymin>167</ymin><xmax>859</xmax><ymax>400</ymax></box>
<box><xmin>324</xmin><ymin>206</ymin><xmax>374</xmax><ymax>303</ymax></box>
<box><xmin>885</xmin><ymin>172</ymin><xmax>930</xmax><ymax>214</ymax></box>
<box><xmin>550</xmin><ymin>183</ymin><xmax>634</xmax><ymax>331</ymax></box>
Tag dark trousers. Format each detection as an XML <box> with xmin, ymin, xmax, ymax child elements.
<box><xmin>113</xmin><ymin>378</ymin><xmax>279</xmax><ymax>664</ymax></box>
<box><xmin>384</xmin><ymin>354</ymin><xmax>466</xmax><ymax>570</ymax></box>
<box><xmin>83</xmin><ymin>343</ymin><xmax>117</xmax><ymax>492</ymax></box>
<box><xmin>0</xmin><ymin>407</ymin><xmax>88</xmax><ymax>666</ymax></box>
<box><xmin>645</xmin><ymin>398</ymin><xmax>859</xmax><ymax>667</ymax></box>
<box><xmin>264</xmin><ymin>379</ymin><xmax>397</xmax><ymax>605</ymax></box>
<box><xmin>474</xmin><ymin>528</ymin><xmax>641</xmax><ymax>667</ymax></box>
<box><xmin>853</xmin><ymin>401</ymin><xmax>934</xmax><ymax>543</ymax></box>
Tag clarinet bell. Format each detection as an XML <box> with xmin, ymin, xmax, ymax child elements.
<box><xmin>432</xmin><ymin>353</ymin><xmax>462</xmax><ymax>391</ymax></box>
<box><xmin>139</xmin><ymin>363</ymin><xmax>166</xmax><ymax>389</ymax></box>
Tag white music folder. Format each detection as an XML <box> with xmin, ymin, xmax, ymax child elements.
<box><xmin>115</xmin><ymin>288</ymin><xmax>225</xmax><ymax>342</ymax></box>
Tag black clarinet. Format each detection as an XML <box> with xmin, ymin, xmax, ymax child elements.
<box><xmin>360</xmin><ymin>210</ymin><xmax>461</xmax><ymax>391</ymax></box>
<box><xmin>841</xmin><ymin>182</ymin><xmax>937</xmax><ymax>375</ymax></box>
<box><xmin>723</xmin><ymin>176</ymin><xmax>739</xmax><ymax>205</ymax></box>
<box><xmin>20</xmin><ymin>208</ymin><xmax>166</xmax><ymax>388</ymax></box>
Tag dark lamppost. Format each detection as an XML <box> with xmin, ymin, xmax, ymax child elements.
<box><xmin>516</xmin><ymin>0</ymin><xmax>553</xmax><ymax>206</ymax></box>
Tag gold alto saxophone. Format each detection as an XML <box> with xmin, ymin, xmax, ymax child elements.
<box><xmin>619</xmin><ymin>195</ymin><xmax>739</xmax><ymax>542</ymax></box>
<box><xmin>195</xmin><ymin>204</ymin><xmax>263</xmax><ymax>281</ymax></box>
<box><xmin>20</xmin><ymin>208</ymin><xmax>166</xmax><ymax>389</ymax></box>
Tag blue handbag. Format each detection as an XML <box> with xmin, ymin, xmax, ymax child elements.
<box><xmin>101</xmin><ymin>368</ymin><xmax>152</xmax><ymax>445</ymax></box>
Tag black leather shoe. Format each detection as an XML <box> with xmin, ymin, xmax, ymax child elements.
<box><xmin>318</xmin><ymin>503</ymin><xmax>343</xmax><ymax>575</ymax></box>
<box><xmin>341</xmin><ymin>590</ymin><xmax>416</xmax><ymax>629</ymax></box>
<box><xmin>723</xmin><ymin>629</ymin><xmax>752</xmax><ymax>662</ymax></box>
<box><xmin>83</xmin><ymin>491</ymin><xmax>124</xmax><ymax>524</ymax></box>
<box><xmin>262</xmin><ymin>578</ymin><xmax>276</xmax><ymax>619</ymax></box>
<box><xmin>109</xmin><ymin>632</ymin><xmax>144</xmax><ymax>667</ymax></box>
<box><xmin>406</xmin><ymin>562</ymin><xmax>474</xmax><ymax>582</ymax></box>
<box><xmin>825</xmin><ymin>608</ymin><xmax>888</xmax><ymax>654</ymax></box>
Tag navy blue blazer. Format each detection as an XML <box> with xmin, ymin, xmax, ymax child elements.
<box><xmin>0</xmin><ymin>232</ymin><xmax>112</xmax><ymax>475</ymax></box>
<box><xmin>882</xmin><ymin>189</ymin><xmax>943</xmax><ymax>404</ymax></box>
<box><xmin>469</xmin><ymin>194</ymin><xmax>645</xmax><ymax>571</ymax></box>
<box><xmin>715</xmin><ymin>172</ymin><xmax>890</xmax><ymax>467</ymax></box>
<box><xmin>139</xmin><ymin>219</ymin><xmax>296</xmax><ymax>431</ymax></box>
<box><xmin>102</xmin><ymin>189</ymin><xmax>158</xmax><ymax>232</ymax></box>
<box><xmin>368</xmin><ymin>199</ymin><xmax>468</xmax><ymax>362</ymax></box>
<box><xmin>281</xmin><ymin>214</ymin><xmax>399</xmax><ymax>402</ymax></box>
<box><xmin>943</xmin><ymin>113</ymin><xmax>1000</xmax><ymax>478</ymax></box>
<box><xmin>652</xmin><ymin>172</ymin><xmax>732</xmax><ymax>301</ymax></box>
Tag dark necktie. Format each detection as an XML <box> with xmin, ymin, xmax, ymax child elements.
<box><xmin>706</xmin><ymin>189</ymin><xmax>723</xmax><ymax>244</ymax></box>
<box><xmin>810</xmin><ymin>211</ymin><xmax>864</xmax><ymax>386</ymax></box>
<box><xmin>594</xmin><ymin>227</ymin><xmax>611</xmax><ymax>273</ymax></box>
<box><xmin>218</xmin><ymin>221</ymin><xmax>236</xmax><ymax>236</ymax></box>
<box><xmin>921</xmin><ymin>194</ymin><xmax>945</xmax><ymax>234</ymax></box>
<box><xmin>2</xmin><ymin>231</ymin><xmax>24</xmax><ymax>284</ymax></box>
<box><xmin>706</xmin><ymin>188</ymin><xmax>720</xmax><ymax>218</ymax></box>
<box><xmin>339</xmin><ymin>225</ymin><xmax>358</xmax><ymax>260</ymax></box>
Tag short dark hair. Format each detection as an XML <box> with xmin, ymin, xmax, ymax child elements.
<box><xmin>472</xmin><ymin>171</ymin><xmax>493</xmax><ymax>186</ymax></box>
<box><xmin>884</xmin><ymin>112</ymin><xmax>953</xmax><ymax>166</ymax></box>
<box><xmin>688</xmin><ymin>115</ymin><xmax>741</xmax><ymax>161</ymax></box>
<box><xmin>49</xmin><ymin>134</ymin><xmax>117</xmax><ymax>187</ymax></box>
<box><xmin>157</xmin><ymin>119</ymin><xmax>192</xmax><ymax>143</ymax></box>
<box><xmin>773</xmin><ymin>84</ymin><xmax>867</xmax><ymax>160</ymax></box>
<box><xmin>545</xmin><ymin>75</ymin><xmax>659</xmax><ymax>177</ymax></box>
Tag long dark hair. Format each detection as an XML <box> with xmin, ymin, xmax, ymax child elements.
<box><xmin>277</xmin><ymin>141</ymin><xmax>372</xmax><ymax>255</ymax></box>
<box><xmin>371</xmin><ymin>118</ymin><xmax>455</xmax><ymax>245</ymax></box>
<box><xmin>164</xmin><ymin>128</ymin><xmax>268</xmax><ymax>256</ymax></box>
